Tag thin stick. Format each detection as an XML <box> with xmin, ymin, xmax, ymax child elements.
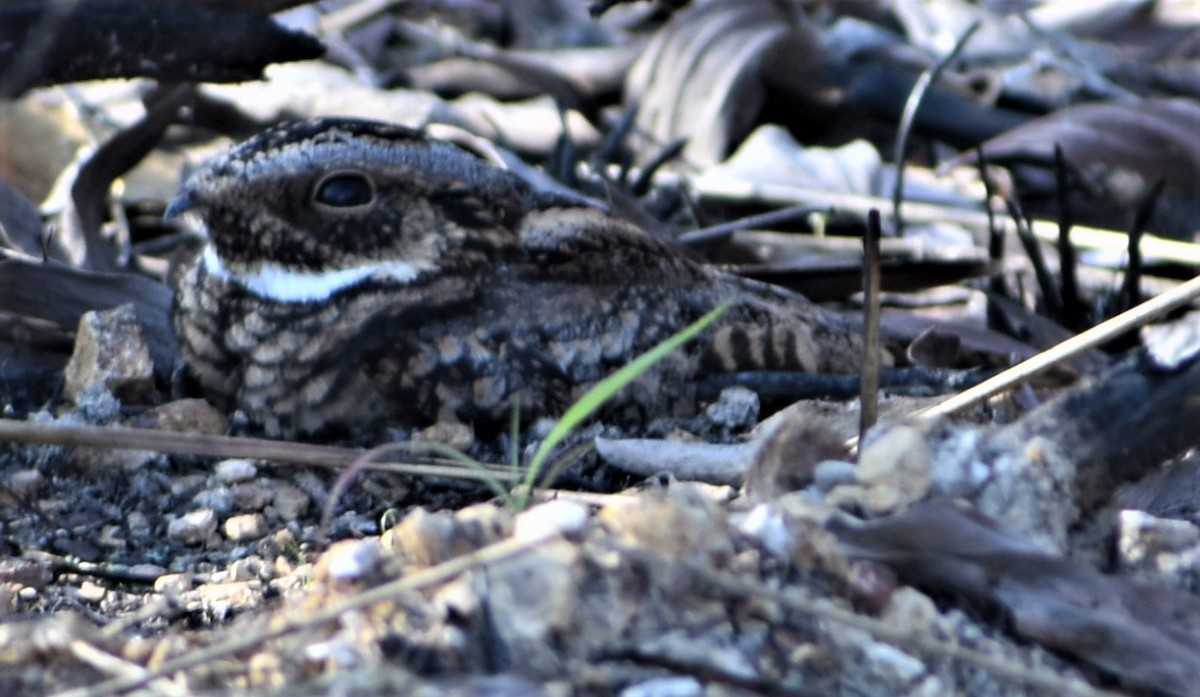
<box><xmin>859</xmin><ymin>210</ymin><xmax>883</xmax><ymax>438</ymax></box>
<box><xmin>690</xmin><ymin>177</ymin><xmax>1200</xmax><ymax>267</ymax></box>
<box><xmin>891</xmin><ymin>20</ymin><xmax>981</xmax><ymax>234</ymax></box>
<box><xmin>1117</xmin><ymin>178</ymin><xmax>1163</xmax><ymax>311</ymax></box>
<box><xmin>679</xmin><ymin>204</ymin><xmax>826</xmax><ymax>246</ymax></box>
<box><xmin>54</xmin><ymin>533</ymin><xmax>547</xmax><ymax>697</ymax></box>
<box><xmin>916</xmin><ymin>272</ymin><xmax>1200</xmax><ymax>420</ymax></box>
<box><xmin>1053</xmin><ymin>145</ymin><xmax>1083</xmax><ymax>328</ymax></box>
<box><xmin>0</xmin><ymin>419</ymin><xmax>517</xmax><ymax>483</ymax></box>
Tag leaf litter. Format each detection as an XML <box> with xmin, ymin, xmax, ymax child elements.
<box><xmin>2</xmin><ymin>1</ymin><xmax>1200</xmax><ymax>695</ymax></box>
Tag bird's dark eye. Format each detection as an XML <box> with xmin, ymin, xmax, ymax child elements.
<box><xmin>313</xmin><ymin>172</ymin><xmax>375</xmax><ymax>209</ymax></box>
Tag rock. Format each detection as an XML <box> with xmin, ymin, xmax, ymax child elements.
<box><xmin>704</xmin><ymin>386</ymin><xmax>759</xmax><ymax>429</ymax></box>
<box><xmin>76</xmin><ymin>581</ymin><xmax>106</xmax><ymax>603</ymax></box>
<box><xmin>1117</xmin><ymin>509</ymin><xmax>1200</xmax><ymax>590</ymax></box>
<box><xmin>168</xmin><ymin>509</ymin><xmax>218</xmax><ymax>545</ymax></box>
<box><xmin>6</xmin><ymin>469</ymin><xmax>44</xmax><ymax>497</ymax></box>
<box><xmin>383</xmin><ymin>505</ymin><xmax>509</xmax><ymax>568</ymax></box>
<box><xmin>317</xmin><ymin>540</ymin><xmax>383</xmax><ymax>585</ymax></box>
<box><xmin>268</xmin><ymin>482</ymin><xmax>310</xmax><ymax>521</ymax></box>
<box><xmin>620</xmin><ymin>676</ymin><xmax>702</xmax><ymax>697</ymax></box>
<box><xmin>414</xmin><ymin>421</ymin><xmax>475</xmax><ymax>452</ymax></box>
<box><xmin>231</xmin><ymin>481</ymin><xmax>274</xmax><ymax>512</ymax></box>
<box><xmin>62</xmin><ymin>304</ymin><xmax>155</xmax><ymax>406</ymax></box>
<box><xmin>215</xmin><ymin>459</ymin><xmax>258</xmax><ymax>483</ymax></box>
<box><xmin>138</xmin><ymin>398</ymin><xmax>228</xmax><ymax>434</ymax></box>
<box><xmin>513</xmin><ymin>500</ymin><xmax>588</xmax><ymax>543</ymax></box>
<box><xmin>224</xmin><ymin>513</ymin><xmax>268</xmax><ymax>542</ymax></box>
<box><xmin>854</xmin><ymin>425</ymin><xmax>932</xmax><ymax>514</ymax></box>
<box><xmin>154</xmin><ymin>573</ymin><xmax>194</xmax><ymax>594</ymax></box>
<box><xmin>468</xmin><ymin>538</ymin><xmax>583</xmax><ymax>676</ymax></box>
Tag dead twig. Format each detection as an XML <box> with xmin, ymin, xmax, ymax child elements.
<box><xmin>1053</xmin><ymin>145</ymin><xmax>1084</xmax><ymax>329</ymax></box>
<box><xmin>1115</xmin><ymin>178</ymin><xmax>1164</xmax><ymax>313</ymax></box>
<box><xmin>52</xmin><ymin>532</ymin><xmax>552</xmax><ymax>697</ymax></box>
<box><xmin>679</xmin><ymin>203</ymin><xmax>828</xmax><ymax>246</ymax></box>
<box><xmin>916</xmin><ymin>272</ymin><xmax>1200</xmax><ymax>421</ymax></box>
<box><xmin>859</xmin><ymin>209</ymin><xmax>882</xmax><ymax>438</ymax></box>
<box><xmin>0</xmin><ymin>418</ymin><xmax>516</xmax><ymax>484</ymax></box>
<box><xmin>891</xmin><ymin>20</ymin><xmax>981</xmax><ymax>235</ymax></box>
<box><xmin>690</xmin><ymin>177</ymin><xmax>1200</xmax><ymax>267</ymax></box>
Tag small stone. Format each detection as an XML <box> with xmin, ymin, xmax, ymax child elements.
<box><xmin>231</xmin><ymin>482</ymin><xmax>274</xmax><ymax>511</ymax></box>
<box><xmin>881</xmin><ymin>587</ymin><xmax>939</xmax><ymax>633</ymax></box>
<box><xmin>7</xmin><ymin>469</ymin><xmax>44</xmax><ymax>496</ymax></box>
<box><xmin>224</xmin><ymin>513</ymin><xmax>268</xmax><ymax>542</ymax></box>
<box><xmin>475</xmin><ymin>538</ymin><xmax>581</xmax><ymax>674</ymax></box>
<box><xmin>855</xmin><ymin>425</ymin><xmax>932</xmax><ymax>514</ymax></box>
<box><xmin>228</xmin><ymin>558</ymin><xmax>269</xmax><ymax>582</ymax></box>
<box><xmin>382</xmin><ymin>503</ymin><xmax>509</xmax><ymax>566</ymax></box>
<box><xmin>168</xmin><ymin>509</ymin><xmax>218</xmax><ymax>545</ymax></box>
<box><xmin>137</xmin><ymin>398</ymin><xmax>229</xmax><ymax>434</ymax></box>
<box><xmin>514</xmin><ymin>500</ymin><xmax>588</xmax><ymax>543</ymax></box>
<box><xmin>318</xmin><ymin>540</ymin><xmax>382</xmax><ymax>584</ymax></box>
<box><xmin>597</xmin><ymin>485</ymin><xmax>733</xmax><ymax>565</ymax></box>
<box><xmin>704</xmin><ymin>386</ymin><xmax>759</xmax><ymax>429</ymax></box>
<box><xmin>170</xmin><ymin>474</ymin><xmax>208</xmax><ymax>497</ymax></box>
<box><xmin>62</xmin><ymin>304</ymin><xmax>155</xmax><ymax>405</ymax></box>
<box><xmin>862</xmin><ymin>642</ymin><xmax>926</xmax><ymax>684</ymax></box>
<box><xmin>215</xmin><ymin>459</ymin><xmax>258</xmax><ymax>483</ymax></box>
<box><xmin>188</xmin><ymin>580</ymin><xmax>264</xmax><ymax>614</ymax></box>
<box><xmin>269</xmin><ymin>482</ymin><xmax>310</xmax><ymax>521</ymax></box>
<box><xmin>18</xmin><ymin>586</ymin><xmax>38</xmax><ymax>600</ymax></box>
<box><xmin>248</xmin><ymin>652</ymin><xmax>285</xmax><ymax>690</ymax></box>
<box><xmin>736</xmin><ymin>503</ymin><xmax>792</xmax><ymax>558</ymax></box>
<box><xmin>385</xmin><ymin>508</ymin><xmax>459</xmax><ymax>567</ymax></box>
<box><xmin>745</xmin><ymin>416</ymin><xmax>849</xmax><ymax>498</ymax></box>
<box><xmin>272</xmin><ymin>528</ymin><xmax>297</xmax><ymax>550</ymax></box>
<box><xmin>97</xmin><ymin>525</ymin><xmax>125</xmax><ymax>549</ymax></box>
<box><xmin>126</xmin><ymin>511</ymin><xmax>151</xmax><ymax>539</ymax></box>
<box><xmin>76</xmin><ymin>581</ymin><xmax>106</xmax><ymax>603</ymax></box>
<box><xmin>620</xmin><ymin>676</ymin><xmax>703</xmax><ymax>697</ymax></box>
<box><xmin>1119</xmin><ymin>509</ymin><xmax>1200</xmax><ymax>556</ymax></box>
<box><xmin>1117</xmin><ymin>509</ymin><xmax>1200</xmax><ymax>589</ymax></box>
<box><xmin>193</xmin><ymin>486</ymin><xmax>235</xmax><ymax>515</ymax></box>
<box><xmin>415</xmin><ymin>421</ymin><xmax>475</xmax><ymax>452</ymax></box>
<box><xmin>154</xmin><ymin>573</ymin><xmax>194</xmax><ymax>594</ymax></box>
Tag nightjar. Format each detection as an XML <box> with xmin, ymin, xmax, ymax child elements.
<box><xmin>170</xmin><ymin>117</ymin><xmax>877</xmax><ymax>440</ymax></box>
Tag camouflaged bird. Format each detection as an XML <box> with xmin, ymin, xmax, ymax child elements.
<box><xmin>170</xmin><ymin>117</ymin><xmax>877</xmax><ymax>440</ymax></box>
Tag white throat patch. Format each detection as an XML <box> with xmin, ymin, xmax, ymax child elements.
<box><xmin>201</xmin><ymin>246</ymin><xmax>419</xmax><ymax>302</ymax></box>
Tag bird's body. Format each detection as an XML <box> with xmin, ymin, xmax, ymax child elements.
<box><xmin>171</xmin><ymin>118</ymin><xmax>872</xmax><ymax>440</ymax></box>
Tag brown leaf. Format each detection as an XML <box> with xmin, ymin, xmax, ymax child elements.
<box><xmin>951</xmin><ymin>98</ymin><xmax>1200</xmax><ymax>201</ymax></box>
<box><xmin>626</xmin><ymin>0</ymin><xmax>819</xmax><ymax>165</ymax></box>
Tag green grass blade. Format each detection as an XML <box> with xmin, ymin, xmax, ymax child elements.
<box><xmin>515</xmin><ymin>301</ymin><xmax>732</xmax><ymax>508</ymax></box>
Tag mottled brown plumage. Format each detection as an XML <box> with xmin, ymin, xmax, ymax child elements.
<box><xmin>171</xmin><ymin>117</ymin><xmax>875</xmax><ymax>440</ymax></box>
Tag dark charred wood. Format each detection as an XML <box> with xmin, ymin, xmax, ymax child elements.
<box><xmin>1001</xmin><ymin>347</ymin><xmax>1200</xmax><ymax>511</ymax></box>
<box><xmin>0</xmin><ymin>0</ymin><xmax>323</xmax><ymax>98</ymax></box>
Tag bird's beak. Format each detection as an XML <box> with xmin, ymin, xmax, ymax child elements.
<box><xmin>164</xmin><ymin>189</ymin><xmax>202</xmax><ymax>220</ymax></box>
